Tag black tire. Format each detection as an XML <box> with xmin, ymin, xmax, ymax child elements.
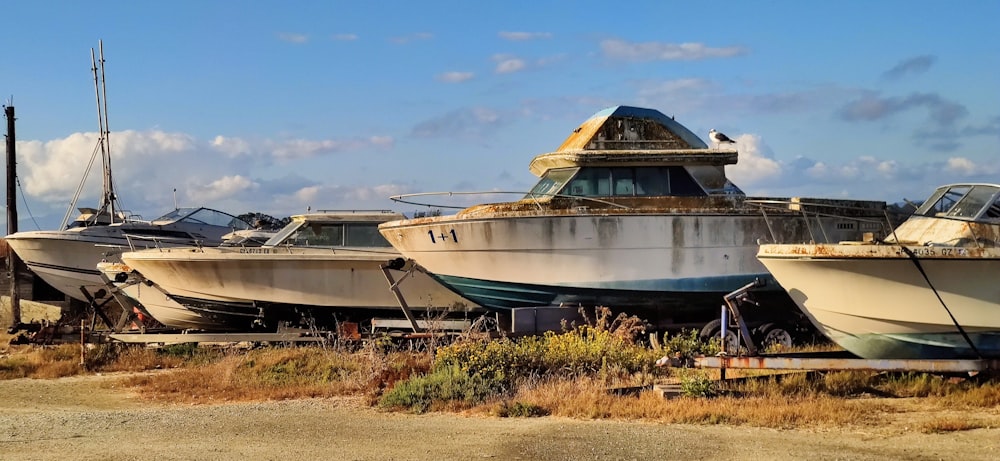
<box><xmin>700</xmin><ymin>319</ymin><xmax>741</xmax><ymax>355</ymax></box>
<box><xmin>757</xmin><ymin>322</ymin><xmax>795</xmax><ymax>349</ymax></box>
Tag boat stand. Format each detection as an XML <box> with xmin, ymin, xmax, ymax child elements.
<box><xmin>379</xmin><ymin>258</ymin><xmax>423</xmax><ymax>333</ymax></box>
<box><xmin>697</xmin><ymin>279</ymin><xmax>1000</xmax><ymax>376</ymax></box>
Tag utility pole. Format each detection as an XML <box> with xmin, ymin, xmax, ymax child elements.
<box><xmin>5</xmin><ymin>104</ymin><xmax>21</xmax><ymax>331</ymax></box>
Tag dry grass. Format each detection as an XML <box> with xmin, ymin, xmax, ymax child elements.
<box><xmin>918</xmin><ymin>417</ymin><xmax>989</xmax><ymax>433</ymax></box>
<box><xmin>120</xmin><ymin>345</ymin><xmax>431</xmax><ymax>404</ymax></box>
<box><xmin>3</xmin><ymin>328</ymin><xmax>1000</xmax><ymax>431</ymax></box>
<box><xmin>500</xmin><ymin>377</ymin><xmax>885</xmax><ymax>428</ymax></box>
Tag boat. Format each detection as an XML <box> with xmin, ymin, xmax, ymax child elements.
<box><xmin>6</xmin><ymin>207</ymin><xmax>254</xmax><ymax>305</ymax></box>
<box><xmin>117</xmin><ymin>210</ymin><xmax>479</xmax><ymax>331</ymax></box>
<box><xmin>756</xmin><ymin>183</ymin><xmax>1000</xmax><ymax>359</ymax></box>
<box><xmin>96</xmin><ymin>228</ymin><xmax>278</xmax><ymax>331</ymax></box>
<box><xmin>3</xmin><ymin>42</ymin><xmax>253</xmax><ymax>308</ymax></box>
<box><xmin>377</xmin><ymin>106</ymin><xmax>889</xmax><ymax>339</ymax></box>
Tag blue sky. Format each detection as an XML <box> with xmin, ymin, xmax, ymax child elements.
<box><xmin>2</xmin><ymin>0</ymin><xmax>998</xmax><ymax>229</ymax></box>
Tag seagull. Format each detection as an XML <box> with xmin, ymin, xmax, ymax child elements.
<box><xmin>709</xmin><ymin>129</ymin><xmax>735</xmax><ymax>147</ymax></box>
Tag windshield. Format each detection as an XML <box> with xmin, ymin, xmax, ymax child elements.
<box><xmin>525</xmin><ymin>168</ymin><xmax>578</xmax><ymax>200</ymax></box>
<box><xmin>915</xmin><ymin>185</ymin><xmax>1000</xmax><ymax>219</ymax></box>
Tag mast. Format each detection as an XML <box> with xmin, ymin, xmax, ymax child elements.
<box><xmin>5</xmin><ymin>103</ymin><xmax>21</xmax><ymax>330</ymax></box>
<box><xmin>98</xmin><ymin>40</ymin><xmax>115</xmax><ymax>222</ymax></box>
<box><xmin>91</xmin><ymin>43</ymin><xmax>114</xmax><ymax>223</ymax></box>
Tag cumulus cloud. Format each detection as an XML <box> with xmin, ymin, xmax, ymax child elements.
<box><xmin>498</xmin><ymin>31</ymin><xmax>552</xmax><ymax>41</ymax></box>
<box><xmin>11</xmin><ymin>128</ymin><xmax>396</xmax><ymax>227</ymax></box>
<box><xmin>882</xmin><ymin>55</ymin><xmax>936</xmax><ymax>80</ymax></box>
<box><xmin>277</xmin><ymin>33</ymin><xmax>308</xmax><ymax>44</ymax></box>
<box><xmin>945</xmin><ymin>157</ymin><xmax>978</xmax><ymax>176</ymax></box>
<box><xmin>331</xmin><ymin>33</ymin><xmax>358</xmax><ymax>41</ymax></box>
<box><xmin>190</xmin><ymin>175</ymin><xmax>258</xmax><ymax>202</ymax></box>
<box><xmin>725</xmin><ymin>134</ymin><xmax>783</xmax><ymax>186</ymax></box>
<box><xmin>436</xmin><ymin>71</ymin><xmax>474</xmax><ymax>83</ymax></box>
<box><xmin>600</xmin><ymin>39</ymin><xmax>748</xmax><ymax>62</ymax></box>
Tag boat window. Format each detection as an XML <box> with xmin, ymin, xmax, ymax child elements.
<box><xmin>525</xmin><ymin>168</ymin><xmax>578</xmax><ymax>200</ymax></box>
<box><xmin>264</xmin><ymin>221</ymin><xmax>305</xmax><ymax>246</ymax></box>
<box><xmin>668</xmin><ymin>167</ymin><xmax>706</xmax><ymax>196</ymax></box>
<box><xmin>986</xmin><ymin>194</ymin><xmax>1000</xmax><ymax>219</ymax></box>
<box><xmin>915</xmin><ymin>186</ymin><xmax>970</xmax><ymax>216</ymax></box>
<box><xmin>565</xmin><ymin>167</ymin><xmax>611</xmax><ymax>196</ymax></box>
<box><xmin>153</xmin><ymin>207</ymin><xmax>198</xmax><ymax>222</ymax></box>
<box><xmin>635</xmin><ymin>168</ymin><xmax>667</xmax><ymax>196</ymax></box>
<box><xmin>346</xmin><ymin>224</ymin><xmax>392</xmax><ymax>247</ymax></box>
<box><xmin>561</xmin><ymin>166</ymin><xmax>709</xmax><ymax>198</ymax></box>
<box><xmin>948</xmin><ymin>185</ymin><xmax>1000</xmax><ymax>218</ymax></box>
<box><xmin>182</xmin><ymin>208</ymin><xmax>251</xmax><ymax>229</ymax></box>
<box><xmin>286</xmin><ymin>223</ymin><xmax>344</xmax><ymax>246</ymax></box>
<box><xmin>612</xmin><ymin>168</ymin><xmax>635</xmax><ymax>196</ymax></box>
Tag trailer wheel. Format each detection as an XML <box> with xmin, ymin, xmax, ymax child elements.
<box><xmin>699</xmin><ymin>319</ymin><xmax>741</xmax><ymax>355</ymax></box>
<box><xmin>757</xmin><ymin>323</ymin><xmax>794</xmax><ymax>350</ymax></box>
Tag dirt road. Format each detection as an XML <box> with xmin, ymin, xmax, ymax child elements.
<box><xmin>1</xmin><ymin>374</ymin><xmax>997</xmax><ymax>461</ymax></box>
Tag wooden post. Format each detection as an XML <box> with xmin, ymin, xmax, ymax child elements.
<box><xmin>5</xmin><ymin>104</ymin><xmax>21</xmax><ymax>331</ymax></box>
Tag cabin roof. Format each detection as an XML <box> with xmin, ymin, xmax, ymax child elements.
<box><xmin>528</xmin><ymin>106</ymin><xmax>737</xmax><ymax>176</ymax></box>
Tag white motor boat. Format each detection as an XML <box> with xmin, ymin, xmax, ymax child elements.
<box><xmin>377</xmin><ymin>106</ymin><xmax>888</xmax><ymax>338</ymax></box>
<box><xmin>5</xmin><ymin>207</ymin><xmax>253</xmax><ymax>305</ymax></box>
<box><xmin>119</xmin><ymin>210</ymin><xmax>479</xmax><ymax>331</ymax></box>
<box><xmin>4</xmin><ymin>43</ymin><xmax>253</xmax><ymax>309</ymax></box>
<box><xmin>757</xmin><ymin>183</ymin><xmax>1000</xmax><ymax>359</ymax></box>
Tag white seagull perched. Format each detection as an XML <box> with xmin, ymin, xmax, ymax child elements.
<box><xmin>709</xmin><ymin>129</ymin><xmax>736</xmax><ymax>147</ymax></box>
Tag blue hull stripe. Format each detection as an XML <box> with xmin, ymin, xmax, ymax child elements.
<box><xmin>432</xmin><ymin>273</ymin><xmax>781</xmax><ymax>310</ymax></box>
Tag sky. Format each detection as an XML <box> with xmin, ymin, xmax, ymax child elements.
<box><xmin>2</xmin><ymin>0</ymin><xmax>998</xmax><ymax>230</ymax></box>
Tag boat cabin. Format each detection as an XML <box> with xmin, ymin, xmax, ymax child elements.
<box><xmin>264</xmin><ymin>211</ymin><xmax>403</xmax><ymax>248</ymax></box>
<box><xmin>524</xmin><ymin>106</ymin><xmax>742</xmax><ymax>201</ymax></box>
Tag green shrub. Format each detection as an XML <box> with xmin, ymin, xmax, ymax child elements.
<box><xmin>680</xmin><ymin>371</ymin><xmax>719</xmax><ymax>398</ymax></box>
<box><xmin>496</xmin><ymin>401</ymin><xmax>550</xmax><ymax>417</ymax></box>
<box><xmin>378</xmin><ymin>366</ymin><xmax>503</xmax><ymax>413</ymax></box>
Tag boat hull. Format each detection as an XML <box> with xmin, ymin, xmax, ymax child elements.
<box><xmin>4</xmin><ymin>231</ymin><xmax>148</xmax><ymax>303</ymax></box>
<box><xmin>758</xmin><ymin>244</ymin><xmax>1000</xmax><ymax>359</ymax></box>
<box><xmin>120</xmin><ymin>246</ymin><xmax>477</xmax><ymax>312</ymax></box>
<box><xmin>379</xmin><ymin>212</ymin><xmax>866</xmax><ymax>320</ymax></box>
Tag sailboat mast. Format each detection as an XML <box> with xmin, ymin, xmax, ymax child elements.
<box><xmin>98</xmin><ymin>40</ymin><xmax>115</xmax><ymax>222</ymax></box>
<box><xmin>90</xmin><ymin>47</ymin><xmax>110</xmax><ymax>223</ymax></box>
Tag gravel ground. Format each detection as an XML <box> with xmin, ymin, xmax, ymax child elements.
<box><xmin>1</xmin><ymin>374</ymin><xmax>998</xmax><ymax>461</ymax></box>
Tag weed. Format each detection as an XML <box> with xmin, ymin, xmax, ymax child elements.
<box><xmin>495</xmin><ymin>401</ymin><xmax>550</xmax><ymax>417</ymax></box>
<box><xmin>378</xmin><ymin>366</ymin><xmax>502</xmax><ymax>413</ymax></box>
<box><xmin>679</xmin><ymin>371</ymin><xmax>718</xmax><ymax>398</ymax></box>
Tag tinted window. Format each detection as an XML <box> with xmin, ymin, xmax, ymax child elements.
<box><xmin>346</xmin><ymin>224</ymin><xmax>391</xmax><ymax>247</ymax></box>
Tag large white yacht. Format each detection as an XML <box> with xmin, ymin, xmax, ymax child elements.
<box><xmin>378</xmin><ymin>106</ymin><xmax>888</xmax><ymax>338</ymax></box>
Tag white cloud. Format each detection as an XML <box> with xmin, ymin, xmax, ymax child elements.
<box><xmin>211</xmin><ymin>135</ymin><xmax>252</xmax><ymax>158</ymax></box>
<box><xmin>600</xmin><ymin>39</ymin><xmax>748</xmax><ymax>62</ymax></box>
<box><xmin>437</xmin><ymin>72</ymin><xmax>474</xmax><ymax>83</ymax></box>
<box><xmin>191</xmin><ymin>175</ymin><xmax>258</xmax><ymax>202</ymax></box>
<box><xmin>498</xmin><ymin>31</ymin><xmax>552</xmax><ymax>41</ymax></box>
<box><xmin>277</xmin><ymin>33</ymin><xmax>308</xmax><ymax>44</ymax></box>
<box><xmin>945</xmin><ymin>157</ymin><xmax>977</xmax><ymax>176</ymax></box>
<box><xmin>494</xmin><ymin>57</ymin><xmax>526</xmax><ymax>74</ymax></box>
<box><xmin>332</xmin><ymin>33</ymin><xmax>358</xmax><ymax>41</ymax></box>
<box><xmin>725</xmin><ymin>134</ymin><xmax>782</xmax><ymax>186</ymax></box>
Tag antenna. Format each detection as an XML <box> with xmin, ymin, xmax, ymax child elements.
<box><xmin>173</xmin><ymin>188</ymin><xmax>177</xmax><ymax>210</ymax></box>
<box><xmin>99</xmin><ymin>40</ymin><xmax>115</xmax><ymax>221</ymax></box>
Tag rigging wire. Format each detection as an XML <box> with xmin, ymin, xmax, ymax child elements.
<box><xmin>14</xmin><ymin>175</ymin><xmax>40</xmax><ymax>231</ymax></box>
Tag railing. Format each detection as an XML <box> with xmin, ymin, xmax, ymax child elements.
<box><xmin>744</xmin><ymin>198</ymin><xmax>899</xmax><ymax>244</ymax></box>
<box><xmin>388</xmin><ymin>190</ymin><xmax>634</xmax><ymax>213</ymax></box>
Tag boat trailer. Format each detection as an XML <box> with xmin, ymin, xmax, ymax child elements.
<box><xmin>689</xmin><ymin>280</ymin><xmax>1000</xmax><ymax>376</ymax></box>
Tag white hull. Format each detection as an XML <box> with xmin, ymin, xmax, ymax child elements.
<box><xmin>758</xmin><ymin>244</ymin><xmax>1000</xmax><ymax>359</ymax></box>
<box><xmin>120</xmin><ymin>246</ymin><xmax>474</xmax><ymax>311</ymax></box>
<box><xmin>380</xmin><ymin>211</ymin><xmax>867</xmax><ymax>311</ymax></box>
<box><xmin>5</xmin><ymin>231</ymin><xmax>161</xmax><ymax>303</ymax></box>
<box><xmin>97</xmin><ymin>262</ymin><xmax>226</xmax><ymax>331</ymax></box>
